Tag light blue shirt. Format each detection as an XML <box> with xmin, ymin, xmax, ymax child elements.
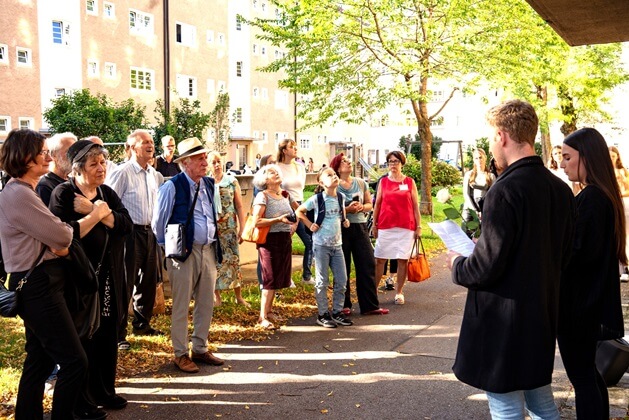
<box><xmin>152</xmin><ymin>172</ymin><xmax>216</xmax><ymax>246</ymax></box>
<box><xmin>107</xmin><ymin>159</ymin><xmax>158</xmax><ymax>225</ymax></box>
<box><xmin>302</xmin><ymin>192</ymin><xmax>343</xmax><ymax>247</ymax></box>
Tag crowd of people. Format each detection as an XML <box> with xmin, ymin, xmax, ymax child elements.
<box><xmin>0</xmin><ymin>98</ymin><xmax>626</xmax><ymax>419</ymax></box>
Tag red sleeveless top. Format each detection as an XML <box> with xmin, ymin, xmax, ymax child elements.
<box><xmin>377</xmin><ymin>176</ymin><xmax>417</xmax><ymax>230</ymax></box>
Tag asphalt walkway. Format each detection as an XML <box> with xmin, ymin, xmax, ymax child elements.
<box><xmin>109</xmin><ymin>252</ymin><xmax>629</xmax><ymax>419</ymax></box>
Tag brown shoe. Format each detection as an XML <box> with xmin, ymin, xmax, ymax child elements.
<box><xmin>173</xmin><ymin>355</ymin><xmax>199</xmax><ymax>373</ymax></box>
<box><xmin>191</xmin><ymin>351</ymin><xmax>224</xmax><ymax>366</ymax></box>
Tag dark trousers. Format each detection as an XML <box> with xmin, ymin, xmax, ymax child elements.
<box><xmin>119</xmin><ymin>226</ymin><xmax>158</xmax><ymax>340</ymax></box>
<box><xmin>10</xmin><ymin>260</ymin><xmax>88</xmax><ymax>420</ymax></box>
<box><xmin>295</xmin><ymin>220</ymin><xmax>313</xmax><ymax>280</ymax></box>
<box><xmin>342</xmin><ymin>223</ymin><xmax>381</xmax><ymax>313</ymax></box>
<box><xmin>558</xmin><ymin>333</ymin><xmax>609</xmax><ymax>419</ymax></box>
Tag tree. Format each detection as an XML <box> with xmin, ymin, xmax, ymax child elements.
<box><xmin>153</xmin><ymin>98</ymin><xmax>212</xmax><ymax>151</ymax></box>
<box><xmin>248</xmin><ymin>0</ymin><xmax>508</xmax><ymax>215</ymax></box>
<box><xmin>399</xmin><ymin>134</ymin><xmax>442</xmax><ymax>160</ymax></box>
<box><xmin>43</xmin><ymin>89</ymin><xmax>147</xmax><ymax>144</ymax></box>
<box><xmin>208</xmin><ymin>92</ymin><xmax>231</xmax><ymax>154</ymax></box>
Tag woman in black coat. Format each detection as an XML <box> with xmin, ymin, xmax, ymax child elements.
<box><xmin>49</xmin><ymin>140</ymin><xmax>133</xmax><ymax>418</ymax></box>
<box><xmin>559</xmin><ymin>128</ymin><xmax>626</xmax><ymax>419</ymax></box>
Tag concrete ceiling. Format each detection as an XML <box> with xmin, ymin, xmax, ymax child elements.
<box><xmin>524</xmin><ymin>0</ymin><xmax>629</xmax><ymax>46</ymax></box>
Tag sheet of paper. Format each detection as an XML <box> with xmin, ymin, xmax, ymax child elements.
<box><xmin>428</xmin><ymin>220</ymin><xmax>476</xmax><ymax>257</ymax></box>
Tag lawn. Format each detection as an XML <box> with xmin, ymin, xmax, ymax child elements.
<box><xmin>0</xmin><ymin>187</ymin><xmax>463</xmax><ymax>416</ymax></box>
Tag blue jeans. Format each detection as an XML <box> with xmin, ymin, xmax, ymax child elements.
<box><xmin>486</xmin><ymin>384</ymin><xmax>559</xmax><ymax>420</ymax></box>
<box><xmin>313</xmin><ymin>244</ymin><xmax>347</xmax><ymax>316</ymax></box>
<box><xmin>295</xmin><ymin>220</ymin><xmax>313</xmax><ymax>280</ymax></box>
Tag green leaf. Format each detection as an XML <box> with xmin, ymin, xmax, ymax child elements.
<box><xmin>466</xmin><ymin>221</ymin><xmax>480</xmax><ymax>230</ymax></box>
<box><xmin>443</xmin><ymin>208</ymin><xmax>460</xmax><ymax>220</ymax></box>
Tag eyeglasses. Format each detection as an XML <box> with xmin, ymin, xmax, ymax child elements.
<box><xmin>387</xmin><ymin>159</ymin><xmax>401</xmax><ymax>165</ymax></box>
<box><xmin>38</xmin><ymin>149</ymin><xmax>51</xmax><ymax>157</ymax></box>
<box><xmin>341</xmin><ymin>159</ymin><xmax>351</xmax><ymax>164</ymax></box>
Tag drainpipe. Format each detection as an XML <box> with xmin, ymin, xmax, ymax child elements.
<box><xmin>163</xmin><ymin>0</ymin><xmax>170</xmax><ymax>115</ymax></box>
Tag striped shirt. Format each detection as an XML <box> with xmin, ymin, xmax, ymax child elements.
<box><xmin>107</xmin><ymin>159</ymin><xmax>159</xmax><ymax>225</ymax></box>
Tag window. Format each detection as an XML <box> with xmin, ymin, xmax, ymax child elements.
<box><xmin>275</xmin><ymin>90</ymin><xmax>288</xmax><ymax>109</ymax></box>
<box><xmin>55</xmin><ymin>88</ymin><xmax>66</xmax><ymax>97</ymax></box>
<box><xmin>236</xmin><ymin>17</ymin><xmax>242</xmax><ymax>31</ymax></box>
<box><xmin>238</xmin><ymin>144</ymin><xmax>247</xmax><ymax>168</ymax></box>
<box><xmin>87</xmin><ymin>60</ymin><xmax>98</xmax><ymax>77</ymax></box>
<box><xmin>252</xmin><ymin>87</ymin><xmax>259</xmax><ymax>97</ymax></box>
<box><xmin>0</xmin><ymin>44</ymin><xmax>7</xmax><ymax>64</ymax></box>
<box><xmin>217</xmin><ymin>81</ymin><xmax>226</xmax><ymax>92</ymax></box>
<box><xmin>176</xmin><ymin>22</ymin><xmax>196</xmax><ymax>47</ymax></box>
<box><xmin>261</xmin><ymin>46</ymin><xmax>266</xmax><ymax>56</ymax></box>
<box><xmin>261</xmin><ymin>2</ymin><xmax>266</xmax><ymax>12</ymax></box>
<box><xmin>261</xmin><ymin>131</ymin><xmax>267</xmax><ymax>142</ymax></box>
<box><xmin>130</xmin><ymin>67</ymin><xmax>153</xmax><ymax>91</ymax></box>
<box><xmin>129</xmin><ymin>9</ymin><xmax>153</xmax><ymax>36</ymax></box>
<box><xmin>176</xmin><ymin>74</ymin><xmax>197</xmax><ymax>99</ymax></box>
<box><xmin>252</xmin><ymin>44</ymin><xmax>258</xmax><ymax>54</ymax></box>
<box><xmin>217</xmin><ymin>33</ymin><xmax>225</xmax><ymax>46</ymax></box>
<box><xmin>52</xmin><ymin>21</ymin><xmax>63</xmax><ymax>44</ymax></box>
<box><xmin>104</xmin><ymin>62</ymin><xmax>116</xmax><ymax>78</ymax></box>
<box><xmin>236</xmin><ymin>61</ymin><xmax>243</xmax><ymax>77</ymax></box>
<box><xmin>253</xmin><ymin>130</ymin><xmax>259</xmax><ymax>140</ymax></box>
<box><xmin>104</xmin><ymin>2</ymin><xmax>115</xmax><ymax>18</ymax></box>
<box><xmin>261</xmin><ymin>88</ymin><xmax>268</xmax><ymax>99</ymax></box>
<box><xmin>235</xmin><ymin>107</ymin><xmax>243</xmax><ymax>123</ymax></box>
<box><xmin>86</xmin><ymin>0</ymin><xmax>97</xmax><ymax>15</ymax></box>
<box><xmin>19</xmin><ymin>118</ymin><xmax>33</xmax><ymax>130</ymax></box>
<box><xmin>16</xmin><ymin>48</ymin><xmax>31</xmax><ymax>66</ymax></box>
<box><xmin>206</xmin><ymin>30</ymin><xmax>214</xmax><ymax>43</ymax></box>
<box><xmin>252</xmin><ymin>0</ymin><xmax>257</xmax><ymax>9</ymax></box>
<box><xmin>207</xmin><ymin>79</ymin><xmax>215</xmax><ymax>94</ymax></box>
<box><xmin>300</xmin><ymin>138</ymin><xmax>311</xmax><ymax>150</ymax></box>
<box><xmin>0</xmin><ymin>117</ymin><xmax>10</xmax><ymax>133</ymax></box>
<box><xmin>274</xmin><ymin>49</ymin><xmax>281</xmax><ymax>59</ymax></box>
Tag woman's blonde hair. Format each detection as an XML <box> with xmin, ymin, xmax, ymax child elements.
<box><xmin>469</xmin><ymin>149</ymin><xmax>493</xmax><ymax>188</ymax></box>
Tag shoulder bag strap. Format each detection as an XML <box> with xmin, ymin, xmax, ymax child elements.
<box><xmin>15</xmin><ymin>246</ymin><xmax>47</xmax><ymax>291</ymax></box>
<box><xmin>185</xmin><ymin>183</ymin><xmax>200</xmax><ymax>228</ymax></box>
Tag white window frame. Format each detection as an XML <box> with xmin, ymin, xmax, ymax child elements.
<box><xmin>261</xmin><ymin>46</ymin><xmax>266</xmax><ymax>56</ymax></box>
<box><xmin>253</xmin><ymin>130</ymin><xmax>259</xmax><ymax>140</ymax></box>
<box><xmin>261</xmin><ymin>131</ymin><xmax>267</xmax><ymax>142</ymax></box>
<box><xmin>18</xmin><ymin>117</ymin><xmax>34</xmax><ymax>130</ymax></box>
<box><xmin>176</xmin><ymin>74</ymin><xmax>197</xmax><ymax>99</ymax></box>
<box><xmin>0</xmin><ymin>44</ymin><xmax>8</xmax><ymax>64</ymax></box>
<box><xmin>104</xmin><ymin>62</ymin><xmax>116</xmax><ymax>78</ymax></box>
<box><xmin>175</xmin><ymin>22</ymin><xmax>196</xmax><ymax>47</ymax></box>
<box><xmin>55</xmin><ymin>88</ymin><xmax>66</xmax><ymax>97</ymax></box>
<box><xmin>236</xmin><ymin>61</ymin><xmax>243</xmax><ymax>77</ymax></box>
<box><xmin>206</xmin><ymin>30</ymin><xmax>214</xmax><ymax>44</ymax></box>
<box><xmin>103</xmin><ymin>2</ymin><xmax>115</xmax><ymax>19</ymax></box>
<box><xmin>130</xmin><ymin>67</ymin><xmax>154</xmax><ymax>91</ymax></box>
<box><xmin>86</xmin><ymin>0</ymin><xmax>98</xmax><ymax>16</ymax></box>
<box><xmin>253</xmin><ymin>0</ymin><xmax>257</xmax><ymax>9</ymax></box>
<box><xmin>275</xmin><ymin>90</ymin><xmax>288</xmax><ymax>109</ymax></box>
<box><xmin>252</xmin><ymin>44</ymin><xmax>258</xmax><ymax>55</ymax></box>
<box><xmin>0</xmin><ymin>116</ymin><xmax>10</xmax><ymax>134</ymax></box>
<box><xmin>236</xmin><ymin>17</ymin><xmax>242</xmax><ymax>31</ymax></box>
<box><xmin>129</xmin><ymin>9</ymin><xmax>154</xmax><ymax>36</ymax></box>
<box><xmin>300</xmin><ymin>138</ymin><xmax>311</xmax><ymax>150</ymax></box>
<box><xmin>207</xmin><ymin>79</ymin><xmax>215</xmax><ymax>94</ymax></box>
<box><xmin>235</xmin><ymin>107</ymin><xmax>243</xmax><ymax>123</ymax></box>
<box><xmin>87</xmin><ymin>59</ymin><xmax>99</xmax><ymax>77</ymax></box>
<box><xmin>217</xmin><ymin>81</ymin><xmax>226</xmax><ymax>92</ymax></box>
<box><xmin>252</xmin><ymin>87</ymin><xmax>259</xmax><ymax>98</ymax></box>
<box><xmin>217</xmin><ymin>33</ymin><xmax>225</xmax><ymax>46</ymax></box>
<box><xmin>16</xmin><ymin>47</ymin><xmax>32</xmax><ymax>66</ymax></box>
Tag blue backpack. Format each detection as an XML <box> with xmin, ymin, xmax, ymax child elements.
<box><xmin>313</xmin><ymin>191</ymin><xmax>346</xmax><ymax>226</ymax></box>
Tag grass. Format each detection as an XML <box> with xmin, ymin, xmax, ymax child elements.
<box><xmin>0</xmin><ymin>187</ymin><xmax>463</xmax><ymax>416</ymax></box>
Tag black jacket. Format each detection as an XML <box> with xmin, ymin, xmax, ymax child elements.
<box><xmin>451</xmin><ymin>156</ymin><xmax>576</xmax><ymax>393</ymax></box>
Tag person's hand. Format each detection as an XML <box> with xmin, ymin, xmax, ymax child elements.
<box><xmin>93</xmin><ymin>200</ymin><xmax>111</xmax><ymax>219</ymax></box>
<box><xmin>414</xmin><ymin>226</ymin><xmax>422</xmax><ymax>239</ymax></box>
<box><xmin>347</xmin><ymin>202</ymin><xmax>362</xmax><ymax>214</ymax></box>
<box><xmin>51</xmin><ymin>247</ymin><xmax>69</xmax><ymax>257</ymax></box>
<box><xmin>73</xmin><ymin>194</ymin><xmax>93</xmax><ymax>215</ymax></box>
<box><xmin>342</xmin><ymin>219</ymin><xmax>350</xmax><ymax>228</ymax></box>
<box><xmin>447</xmin><ymin>250</ymin><xmax>462</xmax><ymax>269</ymax></box>
<box><xmin>237</xmin><ymin>231</ymin><xmax>244</xmax><ymax>244</ymax></box>
<box><xmin>372</xmin><ymin>226</ymin><xmax>378</xmax><ymax>239</ymax></box>
<box><xmin>278</xmin><ymin>214</ymin><xmax>293</xmax><ymax>224</ymax></box>
<box><xmin>309</xmin><ymin>222</ymin><xmax>320</xmax><ymax>233</ymax></box>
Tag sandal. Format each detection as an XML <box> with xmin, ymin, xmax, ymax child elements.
<box><xmin>363</xmin><ymin>308</ymin><xmax>390</xmax><ymax>315</ymax></box>
<box><xmin>394</xmin><ymin>294</ymin><xmax>405</xmax><ymax>305</ymax></box>
<box><xmin>267</xmin><ymin>313</ymin><xmax>285</xmax><ymax>323</ymax></box>
<box><xmin>257</xmin><ymin>319</ymin><xmax>277</xmax><ymax>330</ymax></box>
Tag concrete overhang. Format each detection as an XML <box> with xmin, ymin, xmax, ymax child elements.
<box><xmin>524</xmin><ymin>0</ymin><xmax>629</xmax><ymax>46</ymax></box>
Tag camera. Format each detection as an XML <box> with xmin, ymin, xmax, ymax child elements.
<box><xmin>286</xmin><ymin>212</ymin><xmax>297</xmax><ymax>223</ymax></box>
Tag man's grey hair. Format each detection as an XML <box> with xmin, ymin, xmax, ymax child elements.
<box><xmin>47</xmin><ymin>132</ymin><xmax>77</xmax><ymax>156</ymax></box>
<box><xmin>126</xmin><ymin>129</ymin><xmax>153</xmax><ymax>149</ymax></box>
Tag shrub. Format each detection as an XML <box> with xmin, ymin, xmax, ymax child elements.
<box><xmin>402</xmin><ymin>155</ymin><xmax>462</xmax><ymax>194</ymax></box>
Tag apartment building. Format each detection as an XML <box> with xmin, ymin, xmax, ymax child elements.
<box><xmin>0</xmin><ymin>0</ymin><xmax>301</xmax><ymax>169</ymax></box>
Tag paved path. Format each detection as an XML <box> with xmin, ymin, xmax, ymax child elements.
<box><xmin>110</xmin><ymin>252</ymin><xmax>629</xmax><ymax>419</ymax></box>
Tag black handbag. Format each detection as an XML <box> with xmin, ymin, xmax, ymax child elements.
<box><xmin>65</xmin><ymin>238</ymin><xmax>98</xmax><ymax>294</ymax></box>
<box><xmin>165</xmin><ymin>183</ymin><xmax>199</xmax><ymax>260</ymax></box>
<box><xmin>0</xmin><ymin>247</ymin><xmax>47</xmax><ymax>318</ymax></box>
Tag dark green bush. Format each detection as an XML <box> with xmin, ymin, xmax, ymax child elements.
<box><xmin>402</xmin><ymin>155</ymin><xmax>462</xmax><ymax>194</ymax></box>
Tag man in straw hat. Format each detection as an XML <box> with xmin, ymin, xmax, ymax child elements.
<box><xmin>108</xmin><ymin>129</ymin><xmax>163</xmax><ymax>350</ymax></box>
<box><xmin>152</xmin><ymin>137</ymin><xmax>224</xmax><ymax>373</ymax></box>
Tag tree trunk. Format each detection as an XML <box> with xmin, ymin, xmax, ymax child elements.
<box><xmin>536</xmin><ymin>85</ymin><xmax>552</xmax><ymax>165</ymax></box>
<box><xmin>558</xmin><ymin>84</ymin><xmax>578</xmax><ymax>136</ymax></box>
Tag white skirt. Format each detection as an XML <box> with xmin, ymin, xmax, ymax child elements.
<box><xmin>374</xmin><ymin>227</ymin><xmax>415</xmax><ymax>260</ymax></box>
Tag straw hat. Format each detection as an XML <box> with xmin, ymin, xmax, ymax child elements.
<box><xmin>174</xmin><ymin>137</ymin><xmax>209</xmax><ymax>163</ymax></box>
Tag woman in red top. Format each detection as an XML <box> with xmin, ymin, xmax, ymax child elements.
<box><xmin>372</xmin><ymin>151</ymin><xmax>421</xmax><ymax>305</ymax></box>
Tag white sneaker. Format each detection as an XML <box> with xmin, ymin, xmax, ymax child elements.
<box><xmin>290</xmin><ymin>280</ymin><xmax>296</xmax><ymax>288</ymax></box>
<box><xmin>394</xmin><ymin>294</ymin><xmax>405</xmax><ymax>305</ymax></box>
<box><xmin>384</xmin><ymin>277</ymin><xmax>395</xmax><ymax>290</ymax></box>
<box><xmin>621</xmin><ymin>273</ymin><xmax>629</xmax><ymax>282</ymax></box>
